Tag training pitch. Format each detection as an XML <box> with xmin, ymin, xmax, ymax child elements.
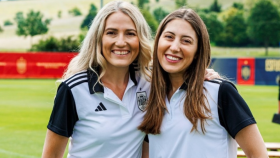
<box><xmin>0</xmin><ymin>79</ymin><xmax>279</xmax><ymax>158</ymax></box>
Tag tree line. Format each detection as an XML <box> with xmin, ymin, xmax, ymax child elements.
<box><xmin>0</xmin><ymin>0</ymin><xmax>279</xmax><ymax>55</ymax></box>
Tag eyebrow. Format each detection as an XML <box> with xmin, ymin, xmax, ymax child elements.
<box><xmin>104</xmin><ymin>28</ymin><xmax>137</xmax><ymax>32</ymax></box>
<box><xmin>163</xmin><ymin>31</ymin><xmax>194</xmax><ymax>40</ymax></box>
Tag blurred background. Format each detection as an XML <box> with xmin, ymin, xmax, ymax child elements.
<box><xmin>0</xmin><ymin>0</ymin><xmax>280</xmax><ymax>157</ymax></box>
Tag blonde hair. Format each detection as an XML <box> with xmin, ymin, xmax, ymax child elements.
<box><xmin>63</xmin><ymin>1</ymin><xmax>152</xmax><ymax>82</ymax></box>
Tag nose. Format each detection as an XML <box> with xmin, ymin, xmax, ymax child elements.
<box><xmin>115</xmin><ymin>34</ymin><xmax>126</xmax><ymax>47</ymax></box>
<box><xmin>169</xmin><ymin>41</ymin><xmax>180</xmax><ymax>52</ymax></box>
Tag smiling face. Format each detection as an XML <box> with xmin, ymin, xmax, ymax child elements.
<box><xmin>157</xmin><ymin>19</ymin><xmax>198</xmax><ymax>77</ymax></box>
<box><xmin>102</xmin><ymin>11</ymin><xmax>139</xmax><ymax>69</ymax></box>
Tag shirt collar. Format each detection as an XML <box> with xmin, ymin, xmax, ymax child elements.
<box><xmin>179</xmin><ymin>79</ymin><xmax>189</xmax><ymax>90</ymax></box>
<box><xmin>87</xmin><ymin>65</ymin><xmax>138</xmax><ymax>94</ymax></box>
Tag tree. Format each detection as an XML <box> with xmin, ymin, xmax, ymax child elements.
<box><xmin>153</xmin><ymin>7</ymin><xmax>169</xmax><ymax>23</ymax></box>
<box><xmin>175</xmin><ymin>0</ymin><xmax>187</xmax><ymax>8</ymax></box>
<box><xmin>219</xmin><ymin>8</ymin><xmax>249</xmax><ymax>46</ymax></box>
<box><xmin>209</xmin><ymin>0</ymin><xmax>221</xmax><ymax>12</ymax></box>
<box><xmin>14</xmin><ymin>10</ymin><xmax>51</xmax><ymax>45</ymax></box>
<box><xmin>81</xmin><ymin>3</ymin><xmax>98</xmax><ymax>29</ymax></box>
<box><xmin>198</xmin><ymin>12</ymin><xmax>223</xmax><ymax>45</ymax></box>
<box><xmin>247</xmin><ymin>0</ymin><xmax>280</xmax><ymax>55</ymax></box>
<box><xmin>141</xmin><ymin>9</ymin><xmax>158</xmax><ymax>35</ymax></box>
<box><xmin>137</xmin><ymin>0</ymin><xmax>149</xmax><ymax>9</ymax></box>
<box><xmin>232</xmin><ymin>2</ymin><xmax>244</xmax><ymax>10</ymax></box>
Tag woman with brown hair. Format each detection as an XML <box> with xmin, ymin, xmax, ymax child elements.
<box><xmin>139</xmin><ymin>8</ymin><xmax>268</xmax><ymax>158</ymax></box>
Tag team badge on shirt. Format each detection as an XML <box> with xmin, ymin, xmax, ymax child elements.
<box><xmin>136</xmin><ymin>91</ymin><xmax>147</xmax><ymax>111</ymax></box>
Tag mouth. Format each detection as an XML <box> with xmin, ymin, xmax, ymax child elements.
<box><xmin>165</xmin><ymin>54</ymin><xmax>181</xmax><ymax>62</ymax></box>
<box><xmin>112</xmin><ymin>50</ymin><xmax>130</xmax><ymax>55</ymax></box>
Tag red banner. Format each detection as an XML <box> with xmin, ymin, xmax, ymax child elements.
<box><xmin>237</xmin><ymin>58</ymin><xmax>255</xmax><ymax>85</ymax></box>
<box><xmin>0</xmin><ymin>52</ymin><xmax>77</xmax><ymax>78</ymax></box>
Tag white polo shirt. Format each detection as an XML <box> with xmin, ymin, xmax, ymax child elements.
<box><xmin>47</xmin><ymin>66</ymin><xmax>150</xmax><ymax>158</ymax></box>
<box><xmin>148</xmin><ymin>79</ymin><xmax>256</xmax><ymax>158</ymax></box>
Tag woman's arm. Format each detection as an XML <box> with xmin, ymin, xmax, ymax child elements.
<box><xmin>142</xmin><ymin>141</ymin><xmax>149</xmax><ymax>158</ymax></box>
<box><xmin>235</xmin><ymin>124</ymin><xmax>268</xmax><ymax>158</ymax></box>
<box><xmin>42</xmin><ymin>129</ymin><xmax>69</xmax><ymax>158</ymax></box>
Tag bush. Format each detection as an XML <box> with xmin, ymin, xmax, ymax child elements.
<box><xmin>69</xmin><ymin>7</ymin><xmax>82</xmax><ymax>16</ymax></box>
<box><xmin>4</xmin><ymin>20</ymin><xmax>13</xmax><ymax>26</ymax></box>
<box><xmin>58</xmin><ymin>10</ymin><xmax>62</xmax><ymax>18</ymax></box>
<box><xmin>31</xmin><ymin>36</ymin><xmax>80</xmax><ymax>52</ymax></box>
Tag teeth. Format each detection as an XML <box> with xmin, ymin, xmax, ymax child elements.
<box><xmin>114</xmin><ymin>51</ymin><xmax>129</xmax><ymax>55</ymax></box>
<box><xmin>166</xmin><ymin>55</ymin><xmax>179</xmax><ymax>61</ymax></box>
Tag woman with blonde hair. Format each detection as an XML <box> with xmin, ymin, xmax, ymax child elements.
<box><xmin>42</xmin><ymin>1</ymin><xmax>219</xmax><ymax>157</ymax></box>
<box><xmin>42</xmin><ymin>1</ymin><xmax>152</xmax><ymax>157</ymax></box>
<box><xmin>139</xmin><ymin>8</ymin><xmax>268</xmax><ymax>158</ymax></box>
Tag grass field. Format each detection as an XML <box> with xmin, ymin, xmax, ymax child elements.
<box><xmin>0</xmin><ymin>79</ymin><xmax>279</xmax><ymax>158</ymax></box>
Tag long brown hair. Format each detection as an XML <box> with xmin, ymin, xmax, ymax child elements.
<box><xmin>138</xmin><ymin>8</ymin><xmax>211</xmax><ymax>134</ymax></box>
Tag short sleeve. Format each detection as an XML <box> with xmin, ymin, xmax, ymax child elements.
<box><xmin>218</xmin><ymin>81</ymin><xmax>256</xmax><ymax>138</ymax></box>
<box><xmin>47</xmin><ymin>82</ymin><xmax>78</xmax><ymax>137</ymax></box>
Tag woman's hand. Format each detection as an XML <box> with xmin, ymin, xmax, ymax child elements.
<box><xmin>205</xmin><ymin>69</ymin><xmax>221</xmax><ymax>80</ymax></box>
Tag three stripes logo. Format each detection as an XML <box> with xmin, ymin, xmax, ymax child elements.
<box><xmin>95</xmin><ymin>102</ymin><xmax>107</xmax><ymax>112</ymax></box>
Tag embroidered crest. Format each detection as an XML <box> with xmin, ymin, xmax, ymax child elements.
<box><xmin>137</xmin><ymin>91</ymin><xmax>147</xmax><ymax>111</ymax></box>
<box><xmin>241</xmin><ymin>65</ymin><xmax>250</xmax><ymax>81</ymax></box>
<box><xmin>16</xmin><ymin>57</ymin><xmax>27</xmax><ymax>74</ymax></box>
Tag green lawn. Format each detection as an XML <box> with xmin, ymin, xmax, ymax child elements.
<box><xmin>0</xmin><ymin>79</ymin><xmax>279</xmax><ymax>158</ymax></box>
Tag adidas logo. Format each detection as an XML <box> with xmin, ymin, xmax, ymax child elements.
<box><xmin>95</xmin><ymin>102</ymin><xmax>107</xmax><ymax>112</ymax></box>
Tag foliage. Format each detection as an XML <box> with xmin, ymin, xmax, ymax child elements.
<box><xmin>81</xmin><ymin>3</ymin><xmax>98</xmax><ymax>29</ymax></box>
<box><xmin>69</xmin><ymin>7</ymin><xmax>82</xmax><ymax>16</ymax></box>
<box><xmin>232</xmin><ymin>2</ymin><xmax>244</xmax><ymax>10</ymax></box>
<box><xmin>0</xmin><ymin>25</ymin><xmax>3</xmax><ymax>33</ymax></box>
<box><xmin>209</xmin><ymin>0</ymin><xmax>221</xmax><ymax>12</ymax></box>
<box><xmin>153</xmin><ymin>7</ymin><xmax>169</xmax><ymax>24</ymax></box>
<box><xmin>30</xmin><ymin>36</ymin><xmax>80</xmax><ymax>52</ymax></box>
<box><xmin>14</xmin><ymin>10</ymin><xmax>51</xmax><ymax>43</ymax></box>
<box><xmin>217</xmin><ymin>8</ymin><xmax>249</xmax><ymax>46</ymax></box>
<box><xmin>58</xmin><ymin>10</ymin><xmax>62</xmax><ymax>18</ymax></box>
<box><xmin>141</xmin><ymin>9</ymin><xmax>158</xmax><ymax>35</ymax></box>
<box><xmin>199</xmin><ymin>11</ymin><xmax>223</xmax><ymax>45</ymax></box>
<box><xmin>247</xmin><ymin>0</ymin><xmax>280</xmax><ymax>55</ymax></box>
<box><xmin>4</xmin><ymin>20</ymin><xmax>13</xmax><ymax>26</ymax></box>
<box><xmin>175</xmin><ymin>0</ymin><xmax>187</xmax><ymax>8</ymax></box>
<box><xmin>79</xmin><ymin>28</ymin><xmax>87</xmax><ymax>42</ymax></box>
<box><xmin>137</xmin><ymin>0</ymin><xmax>149</xmax><ymax>9</ymax></box>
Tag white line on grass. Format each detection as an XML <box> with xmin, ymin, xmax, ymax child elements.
<box><xmin>0</xmin><ymin>148</ymin><xmax>39</xmax><ymax>158</ymax></box>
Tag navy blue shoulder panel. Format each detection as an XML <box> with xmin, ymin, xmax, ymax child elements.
<box><xmin>47</xmin><ymin>82</ymin><xmax>79</xmax><ymax>137</ymax></box>
<box><xmin>217</xmin><ymin>80</ymin><xmax>256</xmax><ymax>138</ymax></box>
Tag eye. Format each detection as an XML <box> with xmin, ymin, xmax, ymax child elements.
<box><xmin>182</xmin><ymin>39</ymin><xmax>191</xmax><ymax>44</ymax></box>
<box><xmin>106</xmin><ymin>31</ymin><xmax>116</xmax><ymax>35</ymax></box>
<box><xmin>166</xmin><ymin>35</ymin><xmax>172</xmax><ymax>38</ymax></box>
<box><xmin>127</xmin><ymin>32</ymin><xmax>136</xmax><ymax>36</ymax></box>
<box><xmin>164</xmin><ymin>35</ymin><xmax>173</xmax><ymax>40</ymax></box>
